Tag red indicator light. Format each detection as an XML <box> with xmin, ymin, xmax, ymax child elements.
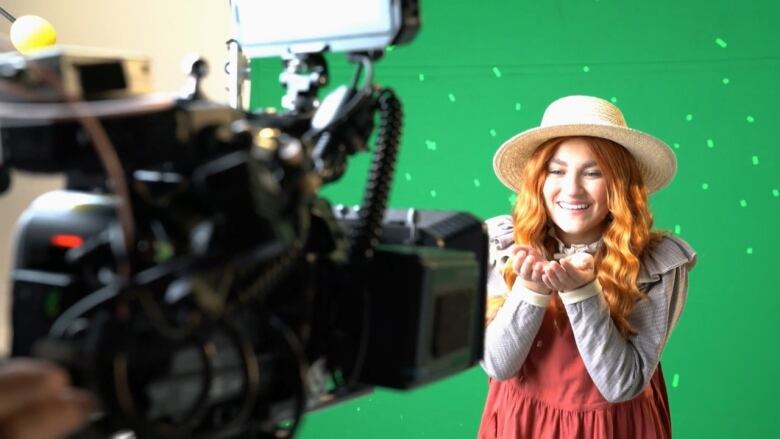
<box><xmin>51</xmin><ymin>234</ymin><xmax>84</xmax><ymax>249</ymax></box>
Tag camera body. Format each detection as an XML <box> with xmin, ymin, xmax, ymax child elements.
<box><xmin>9</xmin><ymin>186</ymin><xmax>486</xmax><ymax>438</ymax></box>
<box><xmin>0</xmin><ymin>2</ymin><xmax>488</xmax><ymax>437</ymax></box>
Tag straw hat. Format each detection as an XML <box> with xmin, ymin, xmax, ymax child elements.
<box><xmin>493</xmin><ymin>95</ymin><xmax>676</xmax><ymax>194</ymax></box>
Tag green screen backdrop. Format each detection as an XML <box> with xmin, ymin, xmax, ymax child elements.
<box><xmin>250</xmin><ymin>0</ymin><xmax>780</xmax><ymax>437</ymax></box>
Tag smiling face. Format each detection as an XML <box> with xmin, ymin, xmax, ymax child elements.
<box><xmin>542</xmin><ymin>138</ymin><xmax>611</xmax><ymax>245</ymax></box>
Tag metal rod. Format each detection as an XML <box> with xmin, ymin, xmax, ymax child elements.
<box><xmin>0</xmin><ymin>6</ymin><xmax>16</xmax><ymax>23</ymax></box>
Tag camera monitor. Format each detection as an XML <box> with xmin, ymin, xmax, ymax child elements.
<box><xmin>230</xmin><ymin>0</ymin><xmax>419</xmax><ymax>57</ymax></box>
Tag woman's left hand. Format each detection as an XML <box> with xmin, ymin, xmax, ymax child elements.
<box><xmin>541</xmin><ymin>253</ymin><xmax>596</xmax><ymax>292</ymax></box>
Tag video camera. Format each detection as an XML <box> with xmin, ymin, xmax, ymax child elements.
<box><xmin>0</xmin><ymin>1</ymin><xmax>487</xmax><ymax>438</ymax></box>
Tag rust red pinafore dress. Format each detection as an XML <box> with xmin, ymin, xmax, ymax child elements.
<box><xmin>478</xmin><ymin>304</ymin><xmax>672</xmax><ymax>438</ymax></box>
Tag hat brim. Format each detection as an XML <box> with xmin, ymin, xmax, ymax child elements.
<box><xmin>493</xmin><ymin>124</ymin><xmax>677</xmax><ymax>194</ymax></box>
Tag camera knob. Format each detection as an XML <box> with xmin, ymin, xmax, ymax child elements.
<box><xmin>181</xmin><ymin>54</ymin><xmax>209</xmax><ymax>100</ymax></box>
<box><xmin>187</xmin><ymin>57</ymin><xmax>209</xmax><ymax>79</ymax></box>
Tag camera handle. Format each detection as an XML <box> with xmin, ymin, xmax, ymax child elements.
<box><xmin>225</xmin><ymin>39</ymin><xmax>250</xmax><ymax>111</ymax></box>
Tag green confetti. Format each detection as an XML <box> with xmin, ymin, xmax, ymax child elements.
<box><xmin>747</xmin><ymin>115</ymin><xmax>755</xmax><ymax>123</ymax></box>
<box><xmin>515</xmin><ymin>102</ymin><xmax>522</xmax><ymax>111</ymax></box>
<box><xmin>773</xmin><ymin>189</ymin><xmax>780</xmax><ymax>197</ymax></box>
<box><xmin>672</xmin><ymin>374</ymin><xmax>680</xmax><ymax>388</ymax></box>
<box><xmin>508</xmin><ymin>193</ymin><xmax>517</xmax><ymax>206</ymax></box>
<box><xmin>430</xmin><ymin>190</ymin><xmax>437</xmax><ymax>198</ymax></box>
<box><xmin>674</xmin><ymin>224</ymin><xmax>681</xmax><ymax>235</ymax></box>
<box><xmin>387</xmin><ymin>45</ymin><xmax>396</xmax><ymax>52</ymax></box>
<box><xmin>706</xmin><ymin>139</ymin><xmax>715</xmax><ymax>148</ymax></box>
<box><xmin>747</xmin><ymin>247</ymin><xmax>754</xmax><ymax>255</ymax></box>
<box><xmin>583</xmin><ymin>65</ymin><xmax>590</xmax><ymax>73</ymax></box>
<box><xmin>448</xmin><ymin>93</ymin><xmax>456</xmax><ymax>102</ymax></box>
<box><xmin>702</xmin><ymin>183</ymin><xmax>709</xmax><ymax>190</ymax></box>
<box><xmin>715</xmin><ymin>38</ymin><xmax>728</xmax><ymax>48</ymax></box>
<box><xmin>425</xmin><ymin>140</ymin><xmax>437</xmax><ymax>151</ymax></box>
<box><xmin>686</xmin><ymin>114</ymin><xmax>693</xmax><ymax>121</ymax></box>
<box><xmin>722</xmin><ymin>77</ymin><xmax>730</xmax><ymax>85</ymax></box>
<box><xmin>492</xmin><ymin>66</ymin><xmax>502</xmax><ymax>78</ymax></box>
<box><xmin>489</xmin><ymin>129</ymin><xmax>497</xmax><ymax>137</ymax></box>
<box><xmin>673</xmin><ymin>143</ymin><xmax>681</xmax><ymax>149</ymax></box>
<box><xmin>418</xmin><ymin>73</ymin><xmax>425</xmax><ymax>81</ymax></box>
<box><xmin>610</xmin><ymin>97</ymin><xmax>618</xmax><ymax>103</ymax></box>
<box><xmin>474</xmin><ymin>179</ymin><xmax>481</xmax><ymax>188</ymax></box>
<box><xmin>752</xmin><ymin>155</ymin><xmax>759</xmax><ymax>165</ymax></box>
<box><xmin>740</xmin><ymin>199</ymin><xmax>748</xmax><ymax>207</ymax></box>
<box><xmin>404</xmin><ymin>172</ymin><xmax>412</xmax><ymax>182</ymax></box>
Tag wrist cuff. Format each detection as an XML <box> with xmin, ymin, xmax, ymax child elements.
<box><xmin>511</xmin><ymin>282</ymin><xmax>552</xmax><ymax>308</ymax></box>
<box><xmin>559</xmin><ymin>279</ymin><xmax>602</xmax><ymax>305</ymax></box>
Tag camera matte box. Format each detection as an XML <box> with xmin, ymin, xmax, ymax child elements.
<box><xmin>355</xmin><ymin>209</ymin><xmax>488</xmax><ymax>389</ymax></box>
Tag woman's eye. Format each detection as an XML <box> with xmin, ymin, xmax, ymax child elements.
<box><xmin>585</xmin><ymin>171</ymin><xmax>602</xmax><ymax>177</ymax></box>
<box><xmin>548</xmin><ymin>169</ymin><xmax>564</xmax><ymax>175</ymax></box>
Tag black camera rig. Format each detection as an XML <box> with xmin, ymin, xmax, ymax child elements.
<box><xmin>0</xmin><ymin>2</ymin><xmax>487</xmax><ymax>438</ymax></box>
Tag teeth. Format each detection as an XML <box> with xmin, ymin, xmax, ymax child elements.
<box><xmin>558</xmin><ymin>201</ymin><xmax>590</xmax><ymax>210</ymax></box>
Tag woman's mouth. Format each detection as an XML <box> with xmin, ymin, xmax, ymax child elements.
<box><xmin>557</xmin><ymin>201</ymin><xmax>591</xmax><ymax>212</ymax></box>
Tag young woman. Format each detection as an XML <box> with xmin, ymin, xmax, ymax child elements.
<box><xmin>478</xmin><ymin>95</ymin><xmax>696</xmax><ymax>438</ymax></box>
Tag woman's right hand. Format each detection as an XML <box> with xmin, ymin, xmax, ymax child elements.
<box><xmin>511</xmin><ymin>244</ymin><xmax>552</xmax><ymax>295</ymax></box>
<box><xmin>0</xmin><ymin>359</ymin><xmax>93</xmax><ymax>439</ymax></box>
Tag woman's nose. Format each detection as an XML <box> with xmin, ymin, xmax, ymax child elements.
<box><xmin>562</xmin><ymin>174</ymin><xmax>584</xmax><ymax>194</ymax></box>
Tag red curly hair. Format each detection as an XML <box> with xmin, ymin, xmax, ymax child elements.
<box><xmin>499</xmin><ymin>136</ymin><xmax>666</xmax><ymax>337</ymax></box>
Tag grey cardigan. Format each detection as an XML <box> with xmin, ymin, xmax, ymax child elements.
<box><xmin>481</xmin><ymin>215</ymin><xmax>697</xmax><ymax>403</ymax></box>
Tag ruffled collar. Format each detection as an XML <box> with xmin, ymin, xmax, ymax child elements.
<box><xmin>548</xmin><ymin>227</ymin><xmax>603</xmax><ymax>260</ymax></box>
